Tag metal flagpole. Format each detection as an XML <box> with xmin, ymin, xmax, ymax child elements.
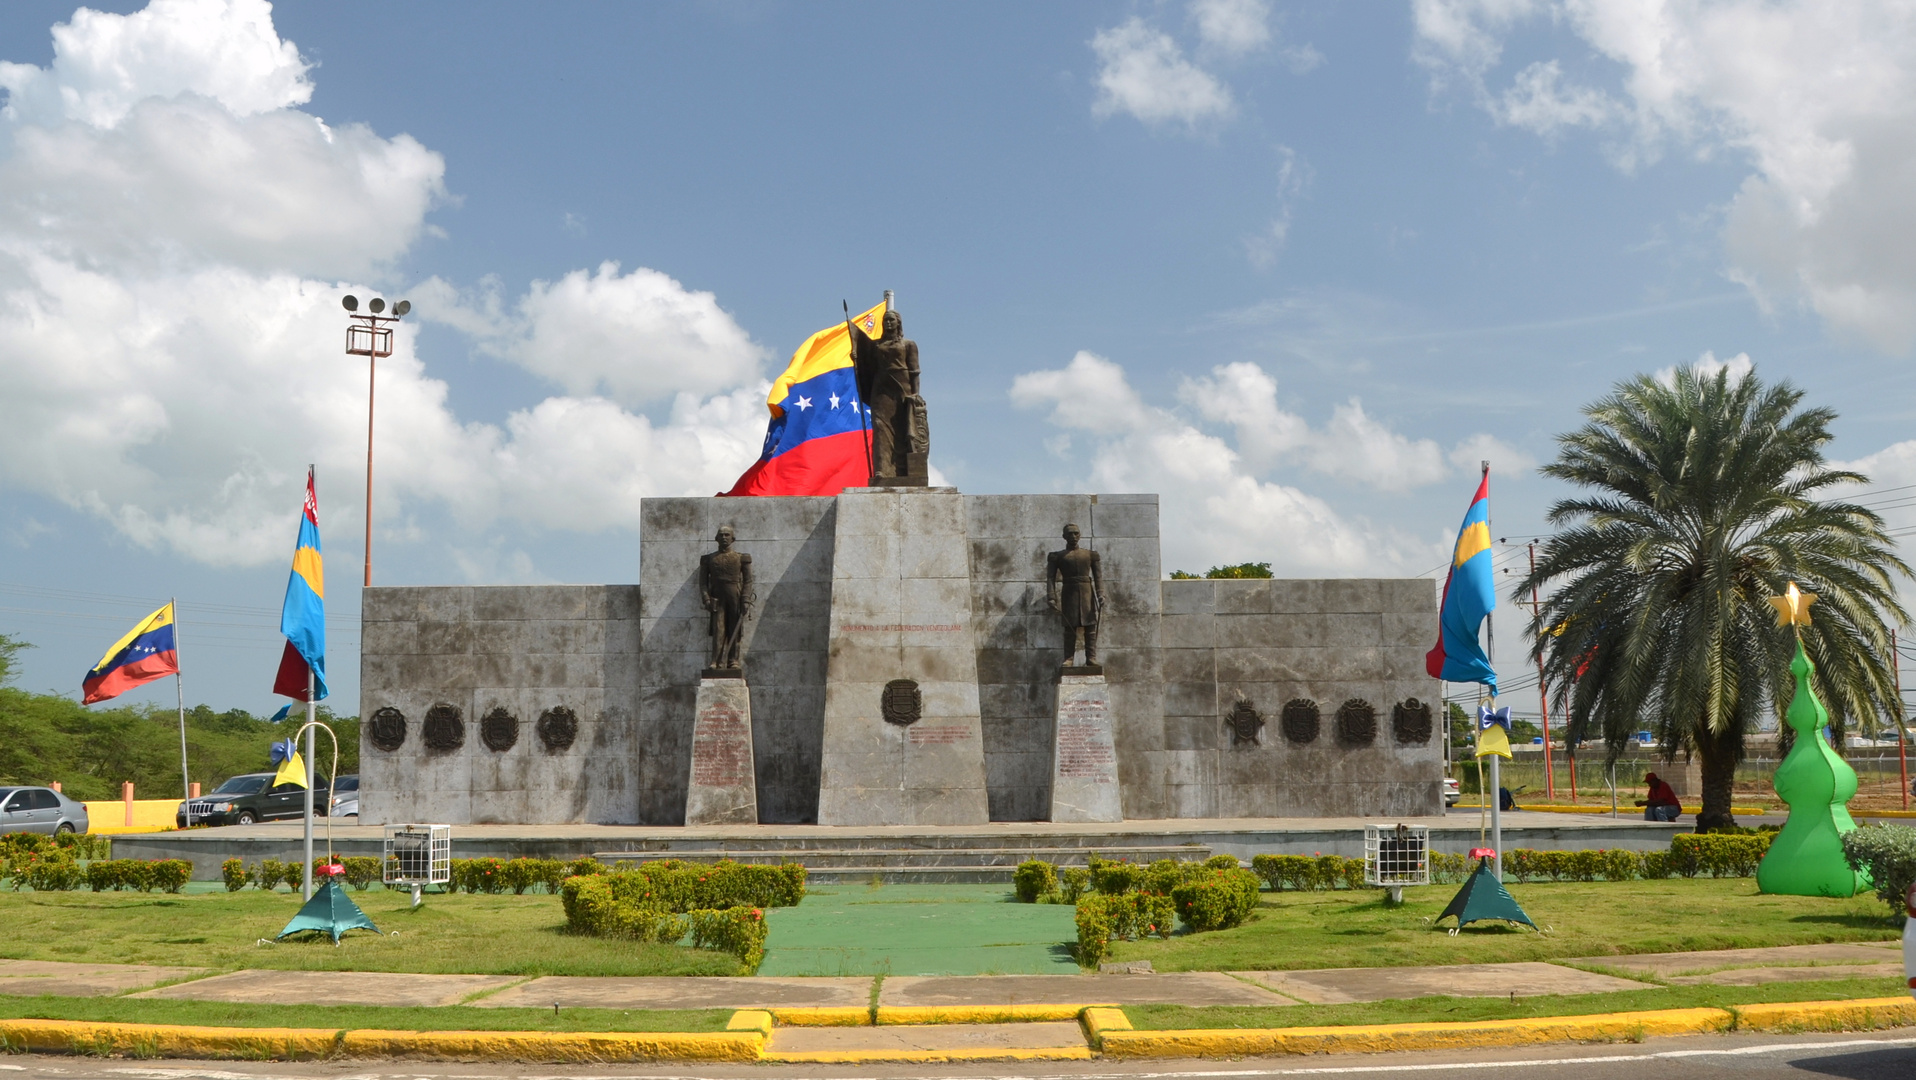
<box><xmin>1481</xmin><ymin>461</ymin><xmax>1501</xmax><ymax>882</ymax></box>
<box><xmin>844</xmin><ymin>301</ymin><xmax>872</xmax><ymax>483</ymax></box>
<box><xmin>303</xmin><ymin>669</ymin><xmax>315</xmax><ymax>900</ymax></box>
<box><xmin>1894</xmin><ymin>629</ymin><xmax>1908</xmax><ymax>811</ymax></box>
<box><xmin>1528</xmin><ymin>543</ymin><xmax>1555</xmax><ymax>800</ymax></box>
<box><xmin>174</xmin><ymin>598</ymin><xmax>191</xmax><ymax>829</ymax></box>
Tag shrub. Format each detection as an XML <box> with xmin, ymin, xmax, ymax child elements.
<box><xmin>581</xmin><ymin>860</ymin><xmax>805</xmax><ymax>914</ymax></box>
<box><xmin>339</xmin><ymin>856</ymin><xmax>382</xmax><ymax>890</ymax></box>
<box><xmin>1205</xmin><ymin>854</ymin><xmax>1241</xmax><ymax>870</ymax></box>
<box><xmin>1595</xmin><ymin>849</ymin><xmax>1642</xmax><ymax>882</ymax></box>
<box><xmin>1640</xmin><ymin>850</ymin><xmax>1674</xmax><ymax>879</ymax></box>
<box><xmin>1565</xmin><ymin>850</ymin><xmax>1601</xmax><ymax>883</ymax></box>
<box><xmin>146</xmin><ymin>859</ymin><xmax>190</xmax><ymax>893</ymax></box>
<box><xmin>1141</xmin><ymin>859</ymin><xmax>1211</xmax><ymax>894</ymax></box>
<box><xmin>1672</xmin><ymin>833</ymin><xmax>1770</xmax><ymax>877</ymax></box>
<box><xmin>86</xmin><ymin>860</ymin><xmax>144</xmax><ymax>891</ymax></box>
<box><xmin>1059</xmin><ymin>866</ymin><xmax>1091</xmax><ymax>902</ymax></box>
<box><xmin>565</xmin><ymin>856</ymin><xmax>603</xmax><ymax>879</ymax></box>
<box><xmin>221</xmin><ymin>858</ymin><xmax>248</xmax><ymax>891</ymax></box>
<box><xmin>1251</xmin><ymin>854</ymin><xmax>1314</xmax><ymax>890</ymax></box>
<box><xmin>1074</xmin><ymin>891</ymin><xmax>1175</xmax><ymax>966</ymax></box>
<box><xmin>1842</xmin><ymin>823</ymin><xmax>1916</xmax><ymax>915</ymax></box>
<box><xmin>1087</xmin><ymin>855</ymin><xmax>1142</xmax><ymax>895</ymax></box>
<box><xmin>22</xmin><ymin>854</ymin><xmax>83</xmax><ymax>891</ymax></box>
<box><xmin>1430</xmin><ymin>850</ymin><xmax>1470</xmax><ymax>883</ymax></box>
<box><xmin>254</xmin><ymin>858</ymin><xmax>290</xmax><ymax>891</ymax></box>
<box><xmin>1013</xmin><ymin>860</ymin><xmax>1057</xmax><ymax>903</ymax></box>
<box><xmin>687</xmin><ymin>906</ymin><xmax>769</xmax><ymax>970</ymax></box>
<box><xmin>560</xmin><ymin>876</ymin><xmax>687</xmax><ymax>941</ymax></box>
<box><xmin>1171</xmin><ymin>868</ymin><xmax>1262</xmax><ymax>931</ymax></box>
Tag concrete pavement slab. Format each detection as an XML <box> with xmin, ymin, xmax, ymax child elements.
<box><xmin>1566</xmin><ymin>942</ymin><xmax>1902</xmax><ymax>979</ymax></box>
<box><xmin>879</xmin><ymin>972</ymin><xmax>1285</xmax><ymax>1007</ymax></box>
<box><xmin>1236</xmin><ymin>961</ymin><xmax>1656</xmax><ymax>1004</ymax></box>
<box><xmin>1665</xmin><ymin>962</ymin><xmax>1906</xmax><ymax>986</ymax></box>
<box><xmin>766</xmin><ymin>1021</ymin><xmax>1085</xmax><ymax>1055</ymax></box>
<box><xmin>0</xmin><ymin>959</ymin><xmax>204</xmax><ymax>997</ymax></box>
<box><xmin>132</xmin><ymin>970</ymin><xmax>519</xmax><ymax>1007</ymax></box>
<box><xmin>478</xmin><ymin>975</ymin><xmax>872</xmax><ymax>1010</ymax></box>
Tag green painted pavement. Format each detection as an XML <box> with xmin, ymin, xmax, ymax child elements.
<box><xmin>758</xmin><ymin>884</ymin><xmax>1079</xmax><ymax>976</ymax></box>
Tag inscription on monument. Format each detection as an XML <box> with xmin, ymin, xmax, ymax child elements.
<box><xmin>1056</xmin><ymin>696</ymin><xmax>1116</xmax><ymax>780</ymax></box>
<box><xmin>690</xmin><ymin>702</ymin><xmax>752</xmax><ymax>788</ymax></box>
<box><xmin>907</xmin><ymin>723</ymin><xmax>974</xmax><ymax>745</ymax></box>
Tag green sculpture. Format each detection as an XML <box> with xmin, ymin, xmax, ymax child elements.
<box><xmin>1755</xmin><ymin>583</ymin><xmax>1868</xmax><ymax>898</ymax></box>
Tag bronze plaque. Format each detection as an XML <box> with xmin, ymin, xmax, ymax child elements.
<box><xmin>1280</xmin><ymin>698</ymin><xmax>1320</xmax><ymax>744</ymax></box>
<box><xmin>537</xmin><ymin>705</ymin><xmax>578</xmax><ymax>752</ymax></box>
<box><xmin>1335</xmin><ymin>698</ymin><xmax>1377</xmax><ymax>747</ymax></box>
<box><xmin>1224</xmin><ymin>699</ymin><xmax>1264</xmax><ymax>745</ymax></box>
<box><xmin>422</xmin><ymin>703</ymin><xmax>464</xmax><ymax>752</ymax></box>
<box><xmin>368</xmin><ymin>707</ymin><xmax>406</xmax><ymax>753</ymax></box>
<box><xmin>480</xmin><ymin>706</ymin><xmax>518</xmax><ymax>752</ymax></box>
<box><xmin>1392</xmin><ymin>698</ymin><xmax>1434</xmax><ymax>744</ymax></box>
<box><xmin>881</xmin><ymin>678</ymin><xmax>922</xmax><ymax>726</ymax></box>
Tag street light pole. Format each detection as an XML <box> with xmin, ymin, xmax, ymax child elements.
<box><xmin>342</xmin><ymin>295</ymin><xmax>409</xmax><ymax>587</ymax></box>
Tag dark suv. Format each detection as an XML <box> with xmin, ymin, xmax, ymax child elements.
<box><xmin>176</xmin><ymin>773</ymin><xmax>330</xmax><ymax>827</ymax></box>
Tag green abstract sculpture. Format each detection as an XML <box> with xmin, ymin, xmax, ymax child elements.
<box><xmin>1755</xmin><ymin>584</ymin><xmax>1868</xmax><ymax>897</ymax></box>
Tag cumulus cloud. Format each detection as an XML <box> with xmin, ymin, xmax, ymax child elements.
<box><xmin>0</xmin><ymin>0</ymin><xmax>769</xmax><ymax>569</ymax></box>
<box><xmin>1012</xmin><ymin>353</ymin><xmax>1510</xmax><ymax>572</ymax></box>
<box><xmin>1243</xmin><ymin>145</ymin><xmax>1308</xmax><ymax>268</ymax></box>
<box><xmin>1413</xmin><ymin>0</ymin><xmax>1916</xmax><ymax>353</ymax></box>
<box><xmin>1091</xmin><ymin>18</ymin><xmax>1234</xmax><ymax>129</ymax></box>
<box><xmin>1654</xmin><ymin>349</ymin><xmax>1754</xmax><ymax>387</ymax></box>
<box><xmin>1190</xmin><ymin>0</ymin><xmax>1272</xmax><ymax>56</ymax></box>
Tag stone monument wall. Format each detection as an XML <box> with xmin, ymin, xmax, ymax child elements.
<box><xmin>358</xmin><ymin>585</ymin><xmax>640</xmax><ymax>825</ymax></box>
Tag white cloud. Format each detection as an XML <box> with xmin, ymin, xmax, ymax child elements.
<box><xmin>1190</xmin><ymin>0</ymin><xmax>1272</xmax><ymax>56</ymax></box>
<box><xmin>1311</xmin><ymin>399</ymin><xmax>1451</xmax><ymax>491</ymax></box>
<box><xmin>1242</xmin><ymin>145</ymin><xmax>1308</xmax><ymax>268</ymax></box>
<box><xmin>1091</xmin><ymin>18</ymin><xmax>1234</xmax><ymax>129</ymax></box>
<box><xmin>423</xmin><ymin>262</ymin><xmax>765</xmax><ymax>408</ymax></box>
<box><xmin>0</xmin><ymin>0</ymin><xmax>771</xmax><ymax>567</ymax></box>
<box><xmin>1413</xmin><ymin>0</ymin><xmax>1916</xmax><ymax>353</ymax></box>
<box><xmin>1653</xmin><ymin>349</ymin><xmax>1754</xmax><ymax>387</ymax></box>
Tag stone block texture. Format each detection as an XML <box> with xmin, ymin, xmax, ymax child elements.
<box><xmin>356</xmin><ymin>493</ymin><xmax>1444</xmax><ymax>824</ymax></box>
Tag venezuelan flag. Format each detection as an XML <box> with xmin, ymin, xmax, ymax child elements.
<box><xmin>1425</xmin><ymin>472</ymin><xmax>1498</xmax><ymax>690</ymax></box>
<box><xmin>723</xmin><ymin>300</ymin><xmax>887</xmax><ymax>497</ymax></box>
<box><xmin>272</xmin><ymin>470</ymin><xmax>328</xmax><ymax>700</ymax></box>
<box><xmin>81</xmin><ymin>602</ymin><xmax>179</xmax><ymax>704</ymax></box>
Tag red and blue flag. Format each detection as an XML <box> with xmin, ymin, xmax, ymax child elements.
<box><xmin>272</xmin><ymin>469</ymin><xmax>327</xmax><ymax>700</ymax></box>
<box><xmin>1426</xmin><ymin>472</ymin><xmax>1498</xmax><ymax>690</ymax></box>
<box><xmin>723</xmin><ymin>301</ymin><xmax>886</xmax><ymax>497</ymax></box>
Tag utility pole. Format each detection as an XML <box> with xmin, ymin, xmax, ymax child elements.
<box><xmin>1895</xmin><ymin>629</ymin><xmax>1908</xmax><ymax>811</ymax></box>
<box><xmin>1527</xmin><ymin>542</ymin><xmax>1555</xmax><ymax>800</ymax></box>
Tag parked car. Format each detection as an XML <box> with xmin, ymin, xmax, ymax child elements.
<box><xmin>1443</xmin><ymin>776</ymin><xmax>1461</xmax><ymax>807</ymax></box>
<box><xmin>176</xmin><ymin>773</ymin><xmax>329</xmax><ymax>827</ymax></box>
<box><xmin>0</xmin><ymin>786</ymin><xmax>89</xmax><ymax>835</ymax></box>
<box><xmin>328</xmin><ymin>774</ymin><xmax>359</xmax><ymax>817</ymax></box>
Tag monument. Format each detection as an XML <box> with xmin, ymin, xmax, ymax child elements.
<box><xmin>357</xmin><ymin>301</ymin><xmax>1443</xmax><ymax>827</ymax></box>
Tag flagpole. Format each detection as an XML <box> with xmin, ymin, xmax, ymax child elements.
<box><xmin>303</xmin><ymin>669</ymin><xmax>315</xmax><ymax>900</ymax></box>
<box><xmin>845</xmin><ymin>300</ymin><xmax>873</xmax><ymax>484</ymax></box>
<box><xmin>174</xmin><ymin>598</ymin><xmax>191</xmax><ymax>829</ymax></box>
<box><xmin>1481</xmin><ymin>460</ymin><xmax>1502</xmax><ymax>883</ymax></box>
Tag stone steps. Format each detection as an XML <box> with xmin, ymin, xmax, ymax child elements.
<box><xmin>594</xmin><ymin>844</ymin><xmax>1215</xmax><ymax>883</ymax></box>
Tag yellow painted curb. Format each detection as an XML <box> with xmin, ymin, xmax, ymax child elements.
<box><xmin>877</xmin><ymin>1005</ymin><xmax>1109</xmax><ymax>1025</ymax></box>
<box><xmin>1734</xmin><ymin>998</ymin><xmax>1916</xmax><ymax>1032</ymax></box>
<box><xmin>1098</xmin><ymin>1007</ymin><xmax>1731</xmax><ymax>1059</ymax></box>
<box><xmin>0</xmin><ymin>1019</ymin><xmax>762</xmax><ymax>1063</ymax></box>
<box><xmin>1853</xmin><ymin>810</ymin><xmax>1916</xmax><ymax>818</ymax></box>
<box><xmin>1081</xmin><ymin>1006</ymin><xmax>1131</xmax><ymax>1049</ymax></box>
<box><xmin>763</xmin><ymin>1046</ymin><xmax>1096</xmax><ymax>1064</ymax></box>
<box><xmin>769</xmin><ymin>1007</ymin><xmax>871</xmax><ymax>1027</ymax></box>
<box><xmin>726</xmin><ymin>1010</ymin><xmax>773</xmax><ymax>1036</ymax></box>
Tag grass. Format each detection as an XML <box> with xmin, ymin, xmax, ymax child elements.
<box><xmin>1122</xmin><ymin>975</ymin><xmax>1910</xmax><ymax>1030</ymax></box>
<box><xmin>0</xmin><ymin>889</ymin><xmax>741</xmax><ymax>976</ymax></box>
<box><xmin>1104</xmin><ymin>877</ymin><xmax>1901</xmax><ymax>972</ymax></box>
<box><xmin>758</xmin><ymin>884</ymin><xmax>1078</xmax><ymax>976</ymax></box>
<box><xmin>0</xmin><ymin>995</ymin><xmax>730</xmax><ymax>1033</ymax></box>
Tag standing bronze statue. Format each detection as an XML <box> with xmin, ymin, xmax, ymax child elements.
<box><xmin>849</xmin><ymin>307</ymin><xmax>929</xmax><ymax>484</ymax></box>
<box><xmin>1046</xmin><ymin>523</ymin><xmax>1104</xmax><ymax>670</ymax></box>
<box><xmin>698</xmin><ymin>525</ymin><xmax>754</xmax><ymax>675</ymax></box>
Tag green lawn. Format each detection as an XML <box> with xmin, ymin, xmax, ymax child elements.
<box><xmin>759</xmin><ymin>884</ymin><xmax>1079</xmax><ymax>976</ymax></box>
<box><xmin>1105</xmin><ymin>877</ymin><xmax>1901</xmax><ymax>971</ymax></box>
<box><xmin>0</xmin><ymin>889</ymin><xmax>741</xmax><ymax>976</ymax></box>
<box><xmin>1122</xmin><ymin>975</ymin><xmax>1911</xmax><ymax>1030</ymax></box>
<box><xmin>0</xmin><ymin>995</ymin><xmax>731</xmax><ymax>1033</ymax></box>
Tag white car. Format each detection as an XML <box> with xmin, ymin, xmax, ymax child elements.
<box><xmin>1443</xmin><ymin>776</ymin><xmax>1461</xmax><ymax>807</ymax></box>
<box><xmin>328</xmin><ymin>774</ymin><xmax>359</xmax><ymax>817</ymax></box>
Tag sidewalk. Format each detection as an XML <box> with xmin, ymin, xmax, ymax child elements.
<box><xmin>5</xmin><ymin>940</ymin><xmax>1901</xmax><ymax>1010</ymax></box>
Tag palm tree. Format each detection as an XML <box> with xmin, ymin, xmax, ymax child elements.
<box><xmin>1514</xmin><ymin>365</ymin><xmax>1908</xmax><ymax>831</ymax></box>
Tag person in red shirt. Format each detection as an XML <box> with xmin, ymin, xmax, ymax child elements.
<box><xmin>1636</xmin><ymin>772</ymin><xmax>1682</xmax><ymax>822</ymax></box>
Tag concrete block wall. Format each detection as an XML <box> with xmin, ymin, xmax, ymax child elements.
<box><xmin>637</xmin><ymin>497</ymin><xmax>837</xmax><ymax>824</ymax></box>
<box><xmin>359</xmin><ymin>585</ymin><xmax>640</xmax><ymax>825</ymax></box>
<box><xmin>964</xmin><ymin>494</ymin><xmax>1162</xmax><ymax>821</ymax></box>
<box><xmin>1157</xmin><ymin>578</ymin><xmax>1443</xmax><ymax>817</ymax></box>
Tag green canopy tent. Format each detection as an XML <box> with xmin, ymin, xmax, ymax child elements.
<box><xmin>1436</xmin><ymin>857</ymin><xmax>1536</xmax><ymax>931</ymax></box>
<box><xmin>277</xmin><ymin>876</ymin><xmax>379</xmax><ymax>945</ymax></box>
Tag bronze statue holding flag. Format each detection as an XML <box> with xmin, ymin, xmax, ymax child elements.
<box><xmin>848</xmin><ymin>305</ymin><xmax>929</xmax><ymax>485</ymax></box>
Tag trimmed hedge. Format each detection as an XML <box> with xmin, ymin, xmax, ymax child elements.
<box><xmin>448</xmin><ymin>857</ymin><xmax>573</xmax><ymax>894</ymax></box>
<box><xmin>1249</xmin><ymin>853</ymin><xmax>1369</xmax><ymax>890</ymax></box>
<box><xmin>1074</xmin><ymin>890</ymin><xmax>1175</xmax><ymax>967</ymax></box>
<box><xmin>558</xmin><ymin>874</ymin><xmax>771</xmax><ymax>969</ymax></box>
<box><xmin>1171</xmin><ymin>867</ymin><xmax>1261</xmax><ymax>931</ymax></box>
<box><xmin>1842</xmin><ymin>823</ymin><xmax>1916</xmax><ymax>915</ymax></box>
<box><xmin>1013</xmin><ymin>859</ymin><xmax>1057</xmax><ymax>903</ymax></box>
<box><xmin>84</xmin><ymin>859</ymin><xmax>191</xmax><ymax>893</ymax></box>
<box><xmin>582</xmin><ymin>860</ymin><xmax>806</xmax><ymax>911</ymax></box>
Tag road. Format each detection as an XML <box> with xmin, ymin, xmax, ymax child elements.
<box><xmin>0</xmin><ymin>1030</ymin><xmax>1911</xmax><ymax>1080</ymax></box>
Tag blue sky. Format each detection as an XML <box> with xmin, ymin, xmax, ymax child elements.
<box><xmin>2</xmin><ymin>0</ymin><xmax>1913</xmax><ymax>720</ymax></box>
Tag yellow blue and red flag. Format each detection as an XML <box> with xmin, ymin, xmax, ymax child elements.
<box><xmin>1475</xmin><ymin>704</ymin><xmax>1513</xmax><ymax>759</ymax></box>
<box><xmin>1425</xmin><ymin>472</ymin><xmax>1498</xmax><ymax>690</ymax></box>
<box><xmin>272</xmin><ymin>469</ymin><xmax>327</xmax><ymax>701</ymax></box>
<box><xmin>723</xmin><ymin>300</ymin><xmax>886</xmax><ymax>497</ymax></box>
<box><xmin>81</xmin><ymin>602</ymin><xmax>179</xmax><ymax>704</ymax></box>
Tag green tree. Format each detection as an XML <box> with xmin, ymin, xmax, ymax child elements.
<box><xmin>0</xmin><ymin>632</ymin><xmax>31</xmax><ymax>685</ymax></box>
<box><xmin>1168</xmin><ymin>563</ymin><xmax>1275</xmax><ymax>579</ymax></box>
<box><xmin>1515</xmin><ymin>366</ymin><xmax>1908</xmax><ymax>830</ymax></box>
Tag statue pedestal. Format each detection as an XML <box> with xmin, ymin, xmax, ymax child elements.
<box><xmin>817</xmin><ymin>489</ymin><xmax>990</xmax><ymax>825</ymax></box>
<box><xmin>1050</xmin><ymin>674</ymin><xmax>1122</xmax><ymax>822</ymax></box>
<box><xmin>685</xmin><ymin>677</ymin><xmax>758</xmax><ymax>826</ymax></box>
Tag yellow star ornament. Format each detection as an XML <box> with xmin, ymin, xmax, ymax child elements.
<box><xmin>1767</xmin><ymin>581</ymin><xmax>1816</xmax><ymax>627</ymax></box>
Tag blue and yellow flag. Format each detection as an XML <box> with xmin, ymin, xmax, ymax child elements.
<box><xmin>1476</xmin><ymin>704</ymin><xmax>1513</xmax><ymax>759</ymax></box>
<box><xmin>269</xmin><ymin>737</ymin><xmax>307</xmax><ymax>789</ymax></box>
<box><xmin>272</xmin><ymin>470</ymin><xmax>327</xmax><ymax>700</ymax></box>
<box><xmin>1425</xmin><ymin>472</ymin><xmax>1498</xmax><ymax>690</ymax></box>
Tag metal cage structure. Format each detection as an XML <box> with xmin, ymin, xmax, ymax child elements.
<box><xmin>1364</xmin><ymin>822</ymin><xmax>1430</xmax><ymax>904</ymax></box>
<box><xmin>382</xmin><ymin>823</ymin><xmax>450</xmax><ymax>905</ymax></box>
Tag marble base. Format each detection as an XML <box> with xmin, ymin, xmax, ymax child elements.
<box><xmin>816</xmin><ymin>489</ymin><xmax>991</xmax><ymax>826</ymax></box>
<box><xmin>1050</xmin><ymin>674</ymin><xmax>1122</xmax><ymax>823</ymax></box>
<box><xmin>684</xmin><ymin>678</ymin><xmax>758</xmax><ymax>826</ymax></box>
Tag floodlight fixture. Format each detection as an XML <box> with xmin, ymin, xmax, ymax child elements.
<box><xmin>369</xmin><ymin>297</ymin><xmax>386</xmax><ymax>313</ymax></box>
<box><xmin>393</xmin><ymin>300</ymin><xmax>411</xmax><ymax>316</ymax></box>
<box><xmin>342</xmin><ymin>294</ymin><xmax>359</xmax><ymax>312</ymax></box>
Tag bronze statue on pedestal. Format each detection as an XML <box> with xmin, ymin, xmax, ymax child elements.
<box><xmin>849</xmin><ymin>306</ymin><xmax>929</xmax><ymax>485</ymax></box>
<box><xmin>698</xmin><ymin>526</ymin><xmax>754</xmax><ymax>676</ymax></box>
<box><xmin>1046</xmin><ymin>523</ymin><xmax>1104</xmax><ymax>672</ymax></box>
